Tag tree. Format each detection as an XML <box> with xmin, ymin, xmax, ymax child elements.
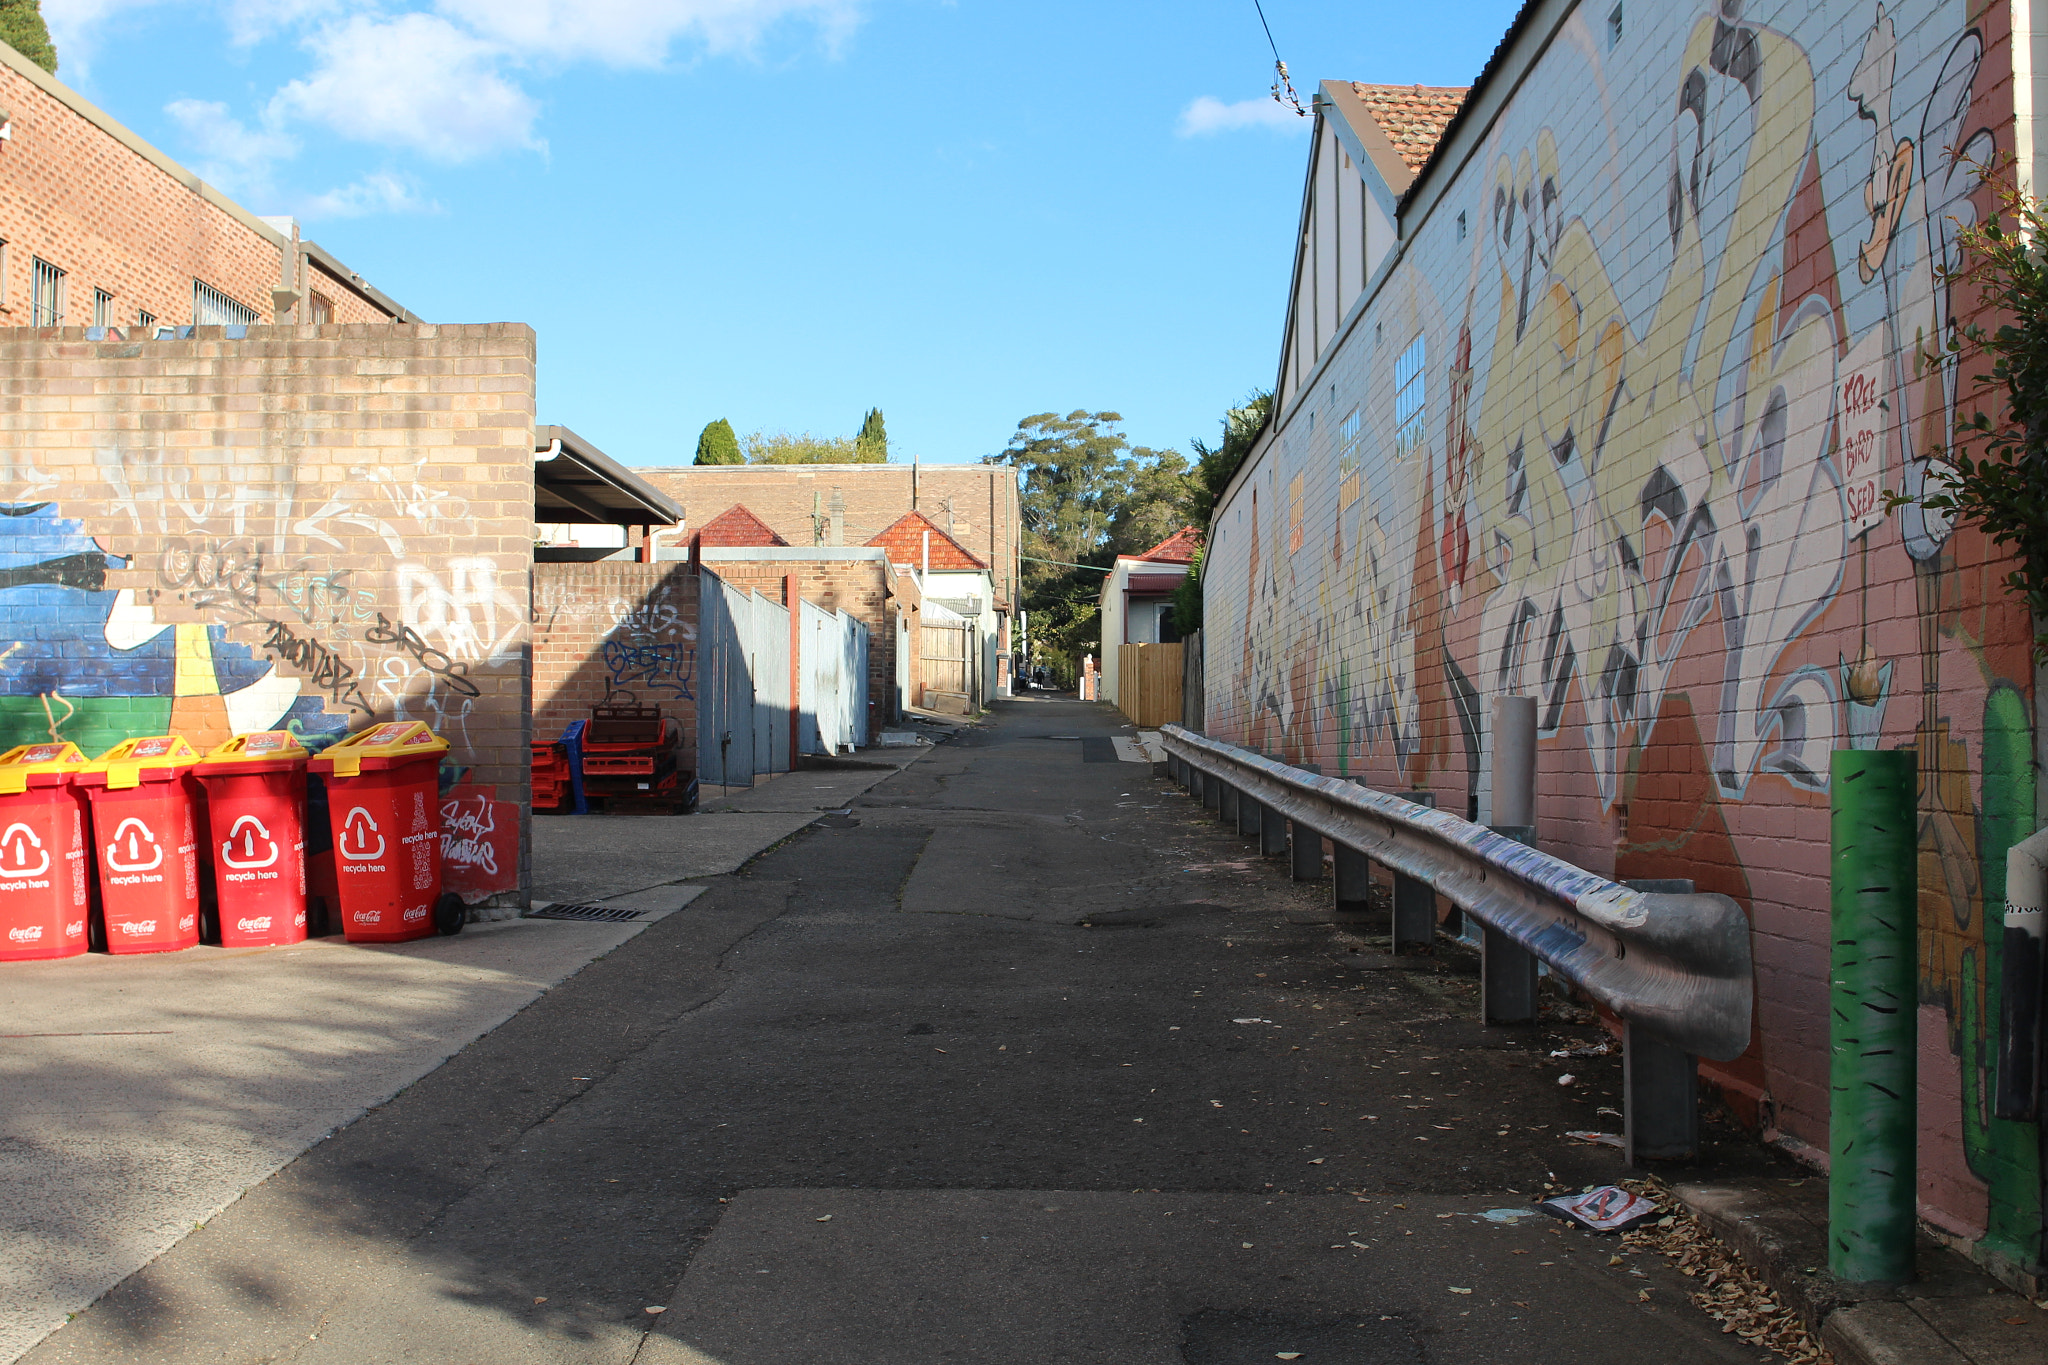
<box><xmin>0</xmin><ymin>0</ymin><xmax>54</xmax><ymax>73</ymax></box>
<box><xmin>1188</xmin><ymin>391</ymin><xmax>1272</xmax><ymax>525</ymax></box>
<box><xmin>693</xmin><ymin>418</ymin><xmax>743</xmax><ymax>465</ymax></box>
<box><xmin>1170</xmin><ymin>546</ymin><xmax>1204</xmax><ymax>635</ymax></box>
<box><xmin>855</xmin><ymin>408</ymin><xmax>888</xmax><ymax>463</ymax></box>
<box><xmin>744</xmin><ymin>430</ymin><xmax>862</xmax><ymax>463</ymax></box>
<box><xmin>987</xmin><ymin>409</ymin><xmax>1196</xmax><ymax>677</ymax></box>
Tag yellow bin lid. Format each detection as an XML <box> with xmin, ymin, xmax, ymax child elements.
<box><xmin>201</xmin><ymin>731</ymin><xmax>311</xmax><ymax>763</ymax></box>
<box><xmin>312</xmin><ymin>720</ymin><xmax>449</xmax><ymax>778</ymax></box>
<box><xmin>0</xmin><ymin>741</ymin><xmax>88</xmax><ymax>795</ymax></box>
<box><xmin>84</xmin><ymin>735</ymin><xmax>202</xmax><ymax>791</ymax></box>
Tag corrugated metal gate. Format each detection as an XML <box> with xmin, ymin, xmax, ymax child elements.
<box><xmin>697</xmin><ymin>578</ymin><xmax>793</xmax><ymax>788</ymax></box>
<box><xmin>800</xmin><ymin>599</ymin><xmax>869</xmax><ymax>754</ymax></box>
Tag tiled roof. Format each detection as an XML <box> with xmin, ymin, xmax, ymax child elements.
<box><xmin>864</xmin><ymin>511</ymin><xmax>984</xmax><ymax>571</ymax></box>
<box><xmin>695</xmin><ymin>504</ymin><xmax>789</xmax><ymax>547</ymax></box>
<box><xmin>1349</xmin><ymin>83</ymin><xmax>1469</xmax><ymax>174</ymax></box>
<box><xmin>1135</xmin><ymin>527</ymin><xmax>1203</xmax><ymax>563</ymax></box>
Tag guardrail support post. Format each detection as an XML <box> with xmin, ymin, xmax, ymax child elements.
<box><xmin>1219</xmin><ymin>781</ymin><xmax>1240</xmax><ymax>826</ymax></box>
<box><xmin>1259</xmin><ymin>804</ymin><xmax>1288</xmax><ymax>858</ymax></box>
<box><xmin>1289</xmin><ymin>820</ymin><xmax>1323</xmax><ymax>881</ymax></box>
<box><xmin>1624</xmin><ymin>1021</ymin><xmax>1698</xmax><ymax>1164</ymax></box>
<box><xmin>1618</xmin><ymin>878</ymin><xmax>1699</xmax><ymax>1162</ymax></box>
<box><xmin>1481</xmin><ymin>824</ymin><xmax>1541</xmax><ymax>1023</ymax></box>
<box><xmin>1829</xmin><ymin>749</ymin><xmax>1918</xmax><ymax>1283</ymax></box>
<box><xmin>1237</xmin><ymin>792</ymin><xmax>1262</xmax><ymax>838</ymax></box>
<box><xmin>1333</xmin><ymin>843</ymin><xmax>1373</xmax><ymax>924</ymax></box>
<box><xmin>1203</xmin><ymin>774</ymin><xmax>1222</xmax><ymax>813</ymax></box>
<box><xmin>1391</xmin><ymin>791</ymin><xmax>1437</xmax><ymax>952</ymax></box>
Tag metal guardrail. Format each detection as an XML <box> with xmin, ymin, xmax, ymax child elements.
<box><xmin>1159</xmin><ymin>724</ymin><xmax>1754</xmax><ymax>1063</ymax></box>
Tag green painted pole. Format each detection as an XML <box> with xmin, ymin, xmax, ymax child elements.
<box><xmin>1829</xmin><ymin>748</ymin><xmax>1919</xmax><ymax>1283</ymax></box>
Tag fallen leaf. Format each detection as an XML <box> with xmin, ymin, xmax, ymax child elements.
<box><xmin>1276</xmin><ymin>1355</ymin><xmax>1303</xmax><ymax>1361</ymax></box>
<box><xmin>645</xmin><ymin>1306</ymin><xmax>666</xmax><ymax>1315</ymax></box>
<box><xmin>1241</xmin><ymin>1242</ymin><xmax>1254</xmax><ymax>1248</ymax></box>
<box><xmin>1637</xmin><ymin>1290</ymin><xmax>1651</xmax><ymax>1302</ymax></box>
<box><xmin>533</xmin><ymin>1297</ymin><xmax>547</xmax><ymax>1305</ymax></box>
<box><xmin>816</xmin><ymin>1215</ymin><xmax>832</xmax><ymax>1222</ymax></box>
<box><xmin>2004</xmin><ymin>1317</ymin><xmax>2029</xmax><ymax>1326</ymax></box>
<box><xmin>934</xmin><ymin>1048</ymin><xmax>948</xmax><ymax>1054</ymax></box>
<box><xmin>1609</xmin><ymin>1255</ymin><xmax>1625</xmax><ymax>1266</ymax></box>
<box><xmin>1449</xmin><ymin>1286</ymin><xmax>1473</xmax><ymax>1295</ymax></box>
<box><xmin>1309</xmin><ymin>1158</ymin><xmax>1326</xmax><ymax>1165</ymax></box>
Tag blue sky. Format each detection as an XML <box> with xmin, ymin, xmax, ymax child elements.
<box><xmin>45</xmin><ymin>0</ymin><xmax>1521</xmax><ymax>465</ymax></box>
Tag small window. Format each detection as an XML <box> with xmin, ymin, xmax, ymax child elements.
<box><xmin>137</xmin><ymin>309</ymin><xmax>156</xmax><ymax>332</ymax></box>
<box><xmin>308</xmin><ymin>292</ymin><xmax>334</xmax><ymax>324</ymax></box>
<box><xmin>93</xmin><ymin>289</ymin><xmax>113</xmax><ymax>328</ymax></box>
<box><xmin>31</xmin><ymin>257</ymin><xmax>64</xmax><ymax>327</ymax></box>
<box><xmin>192</xmin><ymin>279</ymin><xmax>257</xmax><ymax>327</ymax></box>
<box><xmin>1394</xmin><ymin>334</ymin><xmax>1428</xmax><ymax>455</ymax></box>
<box><xmin>1456</xmin><ymin>211</ymin><xmax>1468</xmax><ymax>242</ymax></box>
<box><xmin>1606</xmin><ymin>2</ymin><xmax>1623</xmax><ymax>49</ymax></box>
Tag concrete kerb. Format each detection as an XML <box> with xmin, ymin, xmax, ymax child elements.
<box><xmin>1668</xmin><ymin>1179</ymin><xmax>2048</xmax><ymax>1365</ymax></box>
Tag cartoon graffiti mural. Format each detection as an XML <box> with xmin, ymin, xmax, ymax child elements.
<box><xmin>1206</xmin><ymin>1</ymin><xmax>2042</xmax><ymax>1270</ymax></box>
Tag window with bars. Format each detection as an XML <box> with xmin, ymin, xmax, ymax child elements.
<box><xmin>308</xmin><ymin>292</ymin><xmax>333</xmax><ymax>324</ymax></box>
<box><xmin>192</xmin><ymin>279</ymin><xmax>256</xmax><ymax>327</ymax></box>
<box><xmin>31</xmin><ymin>257</ymin><xmax>63</xmax><ymax>327</ymax></box>
<box><xmin>137</xmin><ymin>310</ymin><xmax>156</xmax><ymax>333</ymax></box>
<box><xmin>93</xmin><ymin>289</ymin><xmax>114</xmax><ymax>328</ymax></box>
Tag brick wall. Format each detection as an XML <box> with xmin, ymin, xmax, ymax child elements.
<box><xmin>640</xmin><ymin>464</ymin><xmax>1021</xmax><ymax>611</ymax></box>
<box><xmin>0</xmin><ymin>322</ymin><xmax>536</xmax><ymax>899</ymax></box>
<box><xmin>532</xmin><ymin>562</ymin><xmax>698</xmax><ymax>753</ymax></box>
<box><xmin>698</xmin><ymin>552</ymin><xmax>901</xmax><ymax>719</ymax></box>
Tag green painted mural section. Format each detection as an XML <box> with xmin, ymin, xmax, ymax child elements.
<box><xmin>1972</xmin><ymin>686</ymin><xmax>2043</xmax><ymax>1270</ymax></box>
<box><xmin>0</xmin><ymin>696</ymin><xmax>173</xmax><ymax>761</ymax></box>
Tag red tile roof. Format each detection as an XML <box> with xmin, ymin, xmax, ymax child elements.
<box><xmin>1134</xmin><ymin>527</ymin><xmax>1203</xmax><ymax>564</ymax></box>
<box><xmin>695</xmin><ymin>504</ymin><xmax>789</xmax><ymax>547</ymax></box>
<box><xmin>865</xmin><ymin>511</ymin><xmax>985</xmax><ymax>571</ymax></box>
<box><xmin>1350</xmin><ymin>83</ymin><xmax>1469</xmax><ymax>173</ymax></box>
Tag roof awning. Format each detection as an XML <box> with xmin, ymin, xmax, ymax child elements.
<box><xmin>535</xmin><ymin>424</ymin><xmax>682</xmax><ymax>526</ymax></box>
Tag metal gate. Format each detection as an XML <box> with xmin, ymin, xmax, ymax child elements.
<box><xmin>800</xmin><ymin>599</ymin><xmax>870</xmax><ymax>754</ymax></box>
<box><xmin>696</xmin><ymin>577</ymin><xmax>792</xmax><ymax>788</ymax></box>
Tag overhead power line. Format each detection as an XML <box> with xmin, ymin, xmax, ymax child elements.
<box><xmin>1252</xmin><ymin>0</ymin><xmax>1308</xmax><ymax>117</ymax></box>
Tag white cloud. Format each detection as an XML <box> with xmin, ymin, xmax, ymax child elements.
<box><xmin>1177</xmin><ymin>95</ymin><xmax>1309</xmax><ymax>137</ymax></box>
<box><xmin>163</xmin><ymin>98</ymin><xmax>297</xmax><ymax>191</ymax></box>
<box><xmin>270</xmin><ymin>13</ymin><xmax>541</xmax><ymax>162</ymax></box>
<box><xmin>440</xmin><ymin>0</ymin><xmax>861</xmax><ymax>66</ymax></box>
<box><xmin>302</xmin><ymin>171</ymin><xmax>438</xmax><ymax>218</ymax></box>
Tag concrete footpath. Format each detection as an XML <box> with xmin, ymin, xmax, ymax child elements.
<box><xmin>20</xmin><ymin>697</ymin><xmax>1796</xmax><ymax>1365</ymax></box>
<box><xmin>0</xmin><ymin>746</ymin><xmax>924</xmax><ymax>1365</ymax></box>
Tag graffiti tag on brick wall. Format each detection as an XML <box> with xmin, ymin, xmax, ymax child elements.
<box><xmin>602</xmin><ymin>640</ymin><xmax>695</xmax><ymax>699</ymax></box>
<box><xmin>259</xmin><ymin>621</ymin><xmax>370</xmax><ymax>714</ymax></box>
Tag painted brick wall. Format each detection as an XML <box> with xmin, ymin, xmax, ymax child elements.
<box><xmin>0</xmin><ymin>323</ymin><xmax>536</xmax><ymax>899</ymax></box>
<box><xmin>1199</xmin><ymin>0</ymin><xmax>2041</xmax><ymax>1266</ymax></box>
<box><xmin>640</xmin><ymin>464</ymin><xmax>1021</xmax><ymax>610</ymax></box>
<box><xmin>699</xmin><ymin>554</ymin><xmax>899</xmax><ymax>720</ymax></box>
<box><xmin>532</xmin><ymin>562</ymin><xmax>698</xmax><ymax>753</ymax></box>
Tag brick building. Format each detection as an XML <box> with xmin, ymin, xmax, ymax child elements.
<box><xmin>0</xmin><ymin>42</ymin><xmax>410</xmax><ymax>333</ymax></box>
<box><xmin>640</xmin><ymin>461</ymin><xmax>1020</xmax><ymax>681</ymax></box>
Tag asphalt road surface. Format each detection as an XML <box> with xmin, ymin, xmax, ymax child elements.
<box><xmin>26</xmin><ymin>697</ymin><xmax>1779</xmax><ymax>1365</ymax></box>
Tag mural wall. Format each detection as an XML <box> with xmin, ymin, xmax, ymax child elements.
<box><xmin>1205</xmin><ymin>0</ymin><xmax>2042</xmax><ymax>1270</ymax></box>
<box><xmin>0</xmin><ymin>323</ymin><xmax>535</xmax><ymax>904</ymax></box>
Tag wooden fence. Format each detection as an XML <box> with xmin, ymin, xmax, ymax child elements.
<box><xmin>1116</xmin><ymin>642</ymin><xmax>1183</xmax><ymax>728</ymax></box>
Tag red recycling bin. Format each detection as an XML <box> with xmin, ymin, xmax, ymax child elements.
<box><xmin>76</xmin><ymin>736</ymin><xmax>206</xmax><ymax>954</ymax></box>
<box><xmin>194</xmin><ymin>732</ymin><xmax>310</xmax><ymax>948</ymax></box>
<box><xmin>309</xmin><ymin>721</ymin><xmax>459</xmax><ymax>943</ymax></box>
<box><xmin>0</xmin><ymin>742</ymin><xmax>93</xmax><ymax>962</ymax></box>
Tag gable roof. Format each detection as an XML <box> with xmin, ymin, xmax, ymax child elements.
<box><xmin>1348</xmin><ymin>84</ymin><xmax>1469</xmax><ymax>174</ymax></box>
<box><xmin>696</xmin><ymin>504</ymin><xmax>789</xmax><ymax>547</ymax></box>
<box><xmin>1134</xmin><ymin>527</ymin><xmax>1202</xmax><ymax>563</ymax></box>
<box><xmin>865</xmin><ymin>511</ymin><xmax>984</xmax><ymax>571</ymax></box>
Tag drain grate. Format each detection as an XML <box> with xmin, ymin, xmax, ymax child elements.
<box><xmin>529</xmin><ymin>902</ymin><xmax>643</xmax><ymax>922</ymax></box>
